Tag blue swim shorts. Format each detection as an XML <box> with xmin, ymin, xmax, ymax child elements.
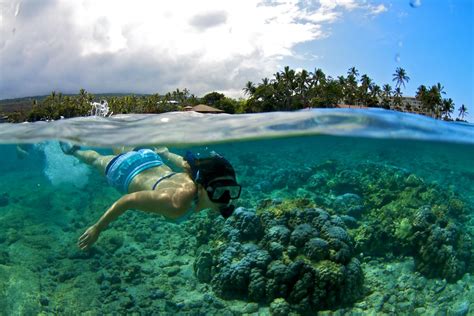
<box><xmin>106</xmin><ymin>149</ymin><xmax>164</xmax><ymax>193</ymax></box>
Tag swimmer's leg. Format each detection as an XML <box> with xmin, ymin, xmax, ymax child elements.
<box><xmin>112</xmin><ymin>146</ymin><xmax>134</xmax><ymax>155</ymax></box>
<box><xmin>59</xmin><ymin>142</ymin><xmax>80</xmax><ymax>155</ymax></box>
<box><xmin>72</xmin><ymin>150</ymin><xmax>115</xmax><ymax>176</ymax></box>
<box><xmin>60</xmin><ymin>141</ymin><xmax>115</xmax><ymax>175</ymax></box>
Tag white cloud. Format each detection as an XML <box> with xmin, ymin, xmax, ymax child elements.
<box><xmin>369</xmin><ymin>4</ymin><xmax>388</xmax><ymax>15</ymax></box>
<box><xmin>0</xmin><ymin>0</ymin><xmax>387</xmax><ymax>99</ymax></box>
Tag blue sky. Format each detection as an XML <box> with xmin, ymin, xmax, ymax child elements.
<box><xmin>0</xmin><ymin>0</ymin><xmax>472</xmax><ymax>120</ymax></box>
<box><xmin>288</xmin><ymin>0</ymin><xmax>473</xmax><ymax>120</ymax></box>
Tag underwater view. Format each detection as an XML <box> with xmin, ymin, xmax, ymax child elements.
<box><xmin>0</xmin><ymin>109</ymin><xmax>473</xmax><ymax>315</ymax></box>
<box><xmin>1</xmin><ymin>0</ymin><xmax>472</xmax><ymax>314</ymax></box>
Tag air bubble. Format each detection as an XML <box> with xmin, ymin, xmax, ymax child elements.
<box><xmin>409</xmin><ymin>0</ymin><xmax>421</xmax><ymax>8</ymax></box>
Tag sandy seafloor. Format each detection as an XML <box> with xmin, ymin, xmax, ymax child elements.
<box><xmin>0</xmin><ymin>136</ymin><xmax>473</xmax><ymax>315</ymax></box>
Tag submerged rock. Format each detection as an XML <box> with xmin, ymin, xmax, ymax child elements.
<box><xmin>270</xmin><ymin>298</ymin><xmax>291</xmax><ymax>316</ymax></box>
<box><xmin>194</xmin><ymin>250</ymin><xmax>213</xmax><ymax>283</ymax></box>
<box><xmin>290</xmin><ymin>224</ymin><xmax>318</xmax><ymax>248</ymax></box>
<box><xmin>450</xmin><ymin>300</ymin><xmax>470</xmax><ymax>316</ymax></box>
<box><xmin>411</xmin><ymin>207</ymin><xmax>472</xmax><ymax>282</ymax></box>
<box><xmin>265</xmin><ymin>225</ymin><xmax>291</xmax><ymax>245</ymax></box>
<box><xmin>304</xmin><ymin>238</ymin><xmax>329</xmax><ymax>261</ymax></box>
<box><xmin>194</xmin><ymin>206</ymin><xmax>364</xmax><ymax>313</ymax></box>
<box><xmin>333</xmin><ymin>193</ymin><xmax>364</xmax><ymax>218</ymax></box>
<box><xmin>223</xmin><ymin>208</ymin><xmax>263</xmax><ymax>242</ymax></box>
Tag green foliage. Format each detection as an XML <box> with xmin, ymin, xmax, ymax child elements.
<box><xmin>201</xmin><ymin>92</ymin><xmax>240</xmax><ymax>114</ymax></box>
<box><xmin>202</xmin><ymin>92</ymin><xmax>225</xmax><ymax>105</ymax></box>
<box><xmin>2</xmin><ymin>66</ymin><xmax>464</xmax><ymax>122</ymax></box>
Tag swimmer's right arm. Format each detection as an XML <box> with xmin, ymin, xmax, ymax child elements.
<box><xmin>78</xmin><ymin>195</ymin><xmax>132</xmax><ymax>250</ymax></box>
<box><xmin>78</xmin><ymin>189</ymin><xmax>193</xmax><ymax>250</ymax></box>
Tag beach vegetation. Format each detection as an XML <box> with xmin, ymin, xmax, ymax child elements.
<box><xmin>0</xmin><ymin>66</ymin><xmax>468</xmax><ymax>123</ymax></box>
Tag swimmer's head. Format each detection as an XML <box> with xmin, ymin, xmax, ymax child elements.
<box><xmin>185</xmin><ymin>151</ymin><xmax>241</xmax><ymax>218</ymax></box>
<box><xmin>185</xmin><ymin>151</ymin><xmax>236</xmax><ymax>185</ymax></box>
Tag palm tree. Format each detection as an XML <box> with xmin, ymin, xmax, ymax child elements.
<box><xmin>441</xmin><ymin>98</ymin><xmax>455</xmax><ymax>120</ymax></box>
<box><xmin>296</xmin><ymin>70</ymin><xmax>309</xmax><ymax>107</ymax></box>
<box><xmin>435</xmin><ymin>82</ymin><xmax>446</xmax><ymax>96</ymax></box>
<box><xmin>427</xmin><ymin>84</ymin><xmax>443</xmax><ymax>118</ymax></box>
<box><xmin>369</xmin><ymin>84</ymin><xmax>382</xmax><ymax>107</ymax></box>
<box><xmin>415</xmin><ymin>85</ymin><xmax>427</xmax><ymax>101</ymax></box>
<box><xmin>337</xmin><ymin>76</ymin><xmax>346</xmax><ymax>104</ymax></box>
<box><xmin>392</xmin><ymin>67</ymin><xmax>410</xmax><ymax>89</ymax></box>
<box><xmin>359</xmin><ymin>74</ymin><xmax>372</xmax><ymax>106</ymax></box>
<box><xmin>243</xmin><ymin>81</ymin><xmax>256</xmax><ymax>96</ymax></box>
<box><xmin>79</xmin><ymin>88</ymin><xmax>88</xmax><ymax>100</ymax></box>
<box><xmin>344</xmin><ymin>73</ymin><xmax>358</xmax><ymax>105</ymax></box>
<box><xmin>308</xmin><ymin>68</ymin><xmax>327</xmax><ymax>108</ymax></box>
<box><xmin>347</xmin><ymin>67</ymin><xmax>359</xmax><ymax>78</ymax></box>
<box><xmin>337</xmin><ymin>75</ymin><xmax>346</xmax><ymax>87</ymax></box>
<box><xmin>280</xmin><ymin>66</ymin><xmax>297</xmax><ymax>110</ymax></box>
<box><xmin>415</xmin><ymin>85</ymin><xmax>429</xmax><ymax>113</ymax></box>
<box><xmin>381</xmin><ymin>84</ymin><xmax>392</xmax><ymax>109</ymax></box>
<box><xmin>458</xmin><ymin>104</ymin><xmax>468</xmax><ymax>120</ymax></box>
<box><xmin>392</xmin><ymin>87</ymin><xmax>403</xmax><ymax>110</ymax></box>
<box><xmin>312</xmin><ymin>68</ymin><xmax>326</xmax><ymax>86</ymax></box>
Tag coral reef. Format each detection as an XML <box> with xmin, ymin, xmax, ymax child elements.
<box><xmin>411</xmin><ymin>206</ymin><xmax>472</xmax><ymax>282</ymax></box>
<box><xmin>1</xmin><ymin>140</ymin><xmax>473</xmax><ymax>314</ymax></box>
<box><xmin>301</xmin><ymin>161</ymin><xmax>472</xmax><ymax>282</ymax></box>
<box><xmin>194</xmin><ymin>207</ymin><xmax>364</xmax><ymax>314</ymax></box>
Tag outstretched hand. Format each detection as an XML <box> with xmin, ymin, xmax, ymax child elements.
<box><xmin>78</xmin><ymin>225</ymin><xmax>100</xmax><ymax>250</ymax></box>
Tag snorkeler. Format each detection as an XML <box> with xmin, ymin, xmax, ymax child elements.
<box><xmin>60</xmin><ymin>143</ymin><xmax>241</xmax><ymax>250</ymax></box>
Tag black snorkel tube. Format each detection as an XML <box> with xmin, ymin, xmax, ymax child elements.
<box><xmin>184</xmin><ymin>150</ymin><xmax>199</xmax><ymax>180</ymax></box>
<box><xmin>219</xmin><ymin>204</ymin><xmax>235</xmax><ymax>219</ymax></box>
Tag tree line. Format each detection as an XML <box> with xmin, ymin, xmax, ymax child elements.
<box><xmin>244</xmin><ymin>66</ymin><xmax>468</xmax><ymax>120</ymax></box>
<box><xmin>2</xmin><ymin>66</ymin><xmax>469</xmax><ymax>123</ymax></box>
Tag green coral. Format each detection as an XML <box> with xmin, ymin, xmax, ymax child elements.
<box><xmin>304</xmin><ymin>161</ymin><xmax>471</xmax><ymax>281</ymax></box>
<box><xmin>394</xmin><ymin>218</ymin><xmax>412</xmax><ymax>240</ymax></box>
<box><xmin>256</xmin><ymin>198</ymin><xmax>316</xmax><ymax>218</ymax></box>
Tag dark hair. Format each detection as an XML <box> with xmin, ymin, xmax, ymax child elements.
<box><xmin>185</xmin><ymin>152</ymin><xmax>236</xmax><ymax>187</ymax></box>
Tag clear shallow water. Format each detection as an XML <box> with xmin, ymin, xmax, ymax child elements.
<box><xmin>0</xmin><ymin>110</ymin><xmax>473</xmax><ymax>314</ymax></box>
<box><xmin>1</xmin><ymin>109</ymin><xmax>473</xmax><ymax>146</ymax></box>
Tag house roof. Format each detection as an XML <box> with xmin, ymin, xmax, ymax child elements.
<box><xmin>191</xmin><ymin>104</ymin><xmax>224</xmax><ymax>113</ymax></box>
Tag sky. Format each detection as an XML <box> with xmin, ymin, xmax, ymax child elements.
<box><xmin>0</xmin><ymin>0</ymin><xmax>472</xmax><ymax>119</ymax></box>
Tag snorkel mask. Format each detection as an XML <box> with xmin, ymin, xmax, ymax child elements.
<box><xmin>185</xmin><ymin>151</ymin><xmax>241</xmax><ymax>218</ymax></box>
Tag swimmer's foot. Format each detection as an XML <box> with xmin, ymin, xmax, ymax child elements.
<box><xmin>59</xmin><ymin>141</ymin><xmax>80</xmax><ymax>155</ymax></box>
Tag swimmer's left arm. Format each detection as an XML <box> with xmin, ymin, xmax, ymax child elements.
<box><xmin>154</xmin><ymin>147</ymin><xmax>190</xmax><ymax>170</ymax></box>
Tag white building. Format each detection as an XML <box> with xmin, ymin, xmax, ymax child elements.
<box><xmin>391</xmin><ymin>96</ymin><xmax>434</xmax><ymax>117</ymax></box>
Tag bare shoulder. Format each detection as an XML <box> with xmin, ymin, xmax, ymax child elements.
<box><xmin>178</xmin><ymin>174</ymin><xmax>198</xmax><ymax>198</ymax></box>
<box><xmin>172</xmin><ymin>172</ymin><xmax>195</xmax><ymax>187</ymax></box>
<box><xmin>157</xmin><ymin>172</ymin><xmax>196</xmax><ymax>204</ymax></box>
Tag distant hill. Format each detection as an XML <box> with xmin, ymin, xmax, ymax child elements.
<box><xmin>0</xmin><ymin>95</ymin><xmax>44</xmax><ymax>112</ymax></box>
<box><xmin>0</xmin><ymin>93</ymin><xmax>149</xmax><ymax>113</ymax></box>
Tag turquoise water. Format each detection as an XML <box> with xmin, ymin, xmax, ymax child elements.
<box><xmin>0</xmin><ymin>109</ymin><xmax>473</xmax><ymax>314</ymax></box>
